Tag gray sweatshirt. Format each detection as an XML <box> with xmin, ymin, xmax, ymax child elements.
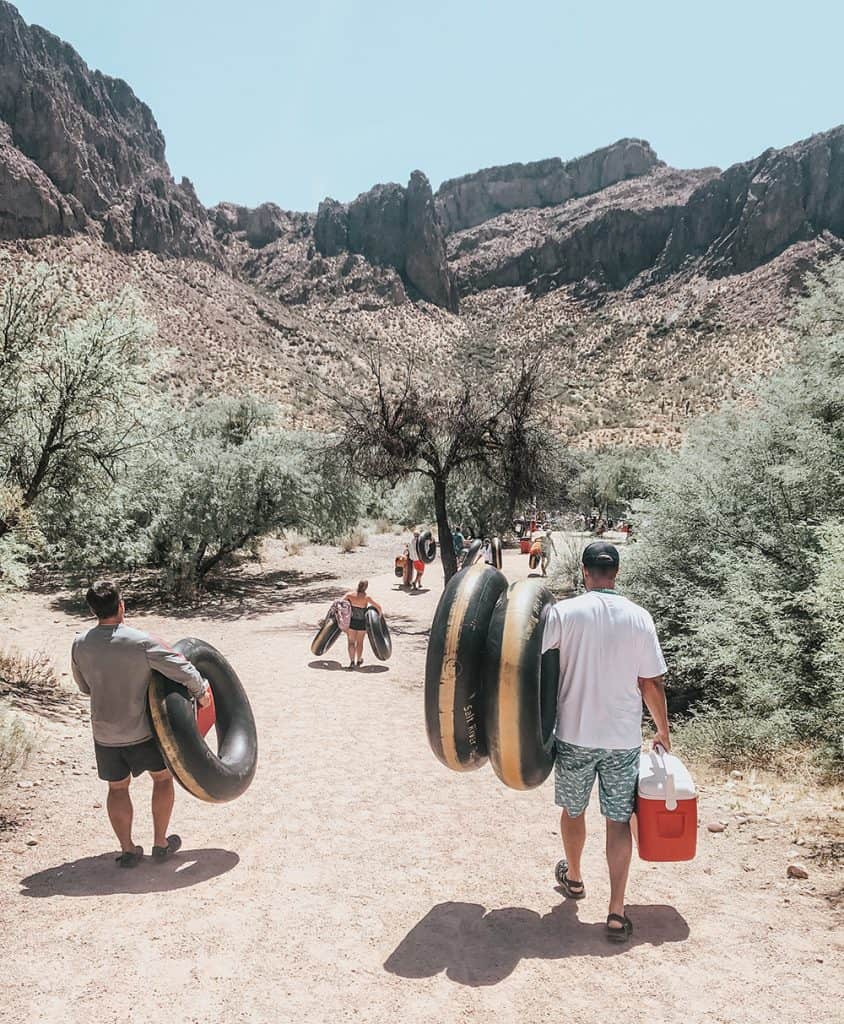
<box><xmin>71</xmin><ymin>624</ymin><xmax>206</xmax><ymax>746</ymax></box>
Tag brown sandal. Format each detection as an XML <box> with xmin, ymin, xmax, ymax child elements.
<box><xmin>555</xmin><ymin>859</ymin><xmax>586</xmax><ymax>899</ymax></box>
<box><xmin>606</xmin><ymin>913</ymin><xmax>633</xmax><ymax>943</ymax></box>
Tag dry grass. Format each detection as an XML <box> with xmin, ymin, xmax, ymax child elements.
<box><xmin>0</xmin><ymin>702</ymin><xmax>33</xmax><ymax>777</ymax></box>
<box><xmin>0</xmin><ymin>647</ymin><xmax>58</xmax><ymax>698</ymax></box>
<box><xmin>374</xmin><ymin>518</ymin><xmax>393</xmax><ymax>534</ymax></box>
<box><xmin>284</xmin><ymin>531</ymin><xmax>307</xmax><ymax>557</ymax></box>
<box><xmin>337</xmin><ymin>527</ymin><xmax>368</xmax><ymax>553</ymax></box>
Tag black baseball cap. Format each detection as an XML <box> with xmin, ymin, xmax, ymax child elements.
<box><xmin>582</xmin><ymin>541</ymin><xmax>620</xmax><ymax>569</ymax></box>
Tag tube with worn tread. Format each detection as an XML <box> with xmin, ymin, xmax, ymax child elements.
<box><xmin>419</xmin><ymin>529</ymin><xmax>437</xmax><ymax>564</ymax></box>
<box><xmin>311</xmin><ymin>616</ymin><xmax>341</xmax><ymax>656</ymax></box>
<box><xmin>148</xmin><ymin>638</ymin><xmax>257</xmax><ymax>803</ymax></box>
<box><xmin>365</xmin><ymin>606</ymin><xmax>392</xmax><ymax>660</ymax></box>
<box><xmin>484</xmin><ymin>580</ymin><xmax>559</xmax><ymax>789</ymax></box>
<box><xmin>425</xmin><ymin>560</ymin><xmax>508</xmax><ymax>771</ymax></box>
<box><xmin>461</xmin><ymin>538</ymin><xmax>483</xmax><ymax>569</ymax></box>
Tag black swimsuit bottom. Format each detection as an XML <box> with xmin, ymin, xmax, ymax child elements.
<box><xmin>349</xmin><ymin>608</ymin><xmax>367</xmax><ymax>631</ymax></box>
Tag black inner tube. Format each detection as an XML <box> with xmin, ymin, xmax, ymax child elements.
<box><xmin>483</xmin><ymin>581</ymin><xmax>558</xmax><ymax>790</ymax></box>
<box><xmin>491</xmin><ymin>536</ymin><xmax>503</xmax><ymax>570</ymax></box>
<box><xmin>149</xmin><ymin>638</ymin><xmax>258</xmax><ymax>803</ymax></box>
<box><xmin>424</xmin><ymin>560</ymin><xmax>508</xmax><ymax>772</ymax></box>
<box><xmin>311</xmin><ymin>616</ymin><xmax>341</xmax><ymax>656</ymax></box>
<box><xmin>419</xmin><ymin>529</ymin><xmax>437</xmax><ymax>564</ymax></box>
<box><xmin>461</xmin><ymin>537</ymin><xmax>483</xmax><ymax>569</ymax></box>
<box><xmin>365</xmin><ymin>606</ymin><xmax>392</xmax><ymax>660</ymax></box>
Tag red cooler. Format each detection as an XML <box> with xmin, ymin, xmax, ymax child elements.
<box><xmin>635</xmin><ymin>748</ymin><xmax>697</xmax><ymax>861</ymax></box>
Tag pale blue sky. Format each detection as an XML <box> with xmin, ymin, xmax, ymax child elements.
<box><xmin>13</xmin><ymin>0</ymin><xmax>843</xmax><ymax>212</ymax></box>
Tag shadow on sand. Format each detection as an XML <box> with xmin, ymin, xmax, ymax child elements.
<box><xmin>308</xmin><ymin>660</ymin><xmax>389</xmax><ymax>674</ymax></box>
<box><xmin>384</xmin><ymin>900</ymin><xmax>689</xmax><ymax>986</ymax></box>
<box><xmin>20</xmin><ymin>847</ymin><xmax>239</xmax><ymax>897</ymax></box>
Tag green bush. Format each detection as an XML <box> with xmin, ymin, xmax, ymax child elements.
<box><xmin>623</xmin><ymin>267</ymin><xmax>844</xmax><ymax>774</ymax></box>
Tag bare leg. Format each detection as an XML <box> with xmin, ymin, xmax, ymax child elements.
<box><xmin>150</xmin><ymin>769</ymin><xmax>175</xmax><ymax>848</ymax></box>
<box><xmin>346</xmin><ymin>630</ymin><xmax>356</xmax><ymax>666</ymax></box>
<box><xmin>560</xmin><ymin>808</ymin><xmax>586</xmax><ymax>883</ymax></box>
<box><xmin>355</xmin><ymin>632</ymin><xmax>365</xmax><ymax>664</ymax></box>
<box><xmin>107</xmin><ymin>776</ymin><xmax>135</xmax><ymax>853</ymax></box>
<box><xmin>606</xmin><ymin>818</ymin><xmax>633</xmax><ymax>924</ymax></box>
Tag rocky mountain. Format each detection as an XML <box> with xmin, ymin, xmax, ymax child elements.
<box><xmin>0</xmin><ymin>1</ymin><xmax>842</xmax><ymax>445</ymax></box>
<box><xmin>0</xmin><ymin>0</ymin><xmax>217</xmax><ymax>258</ymax></box>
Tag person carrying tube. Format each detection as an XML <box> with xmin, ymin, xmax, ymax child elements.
<box><xmin>541</xmin><ymin>542</ymin><xmax>670</xmax><ymax>944</ymax></box>
<box><xmin>539</xmin><ymin>529</ymin><xmax>558</xmax><ymax>577</ymax></box>
<box><xmin>71</xmin><ymin>581</ymin><xmax>212</xmax><ymax>869</ymax></box>
<box><xmin>342</xmin><ymin>579</ymin><xmax>382</xmax><ymax>669</ymax></box>
<box><xmin>408</xmin><ymin>529</ymin><xmax>425</xmax><ymax>590</ymax></box>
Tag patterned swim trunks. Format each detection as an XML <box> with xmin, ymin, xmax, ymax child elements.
<box><xmin>554</xmin><ymin>740</ymin><xmax>640</xmax><ymax>822</ymax></box>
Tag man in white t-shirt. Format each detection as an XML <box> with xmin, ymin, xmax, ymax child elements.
<box><xmin>541</xmin><ymin>541</ymin><xmax>670</xmax><ymax>943</ymax></box>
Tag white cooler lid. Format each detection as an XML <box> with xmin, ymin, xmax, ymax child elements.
<box><xmin>638</xmin><ymin>750</ymin><xmax>696</xmax><ymax>807</ymax></box>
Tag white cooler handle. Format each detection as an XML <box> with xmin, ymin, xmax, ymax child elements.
<box><xmin>653</xmin><ymin>743</ymin><xmax>677</xmax><ymax>811</ymax></box>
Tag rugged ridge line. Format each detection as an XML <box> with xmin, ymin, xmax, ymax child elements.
<box><xmin>435</xmin><ymin>138</ymin><xmax>660</xmax><ymax>235</ymax></box>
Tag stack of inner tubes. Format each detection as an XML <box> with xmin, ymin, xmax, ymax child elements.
<box><xmin>419</xmin><ymin>530</ymin><xmax>437</xmax><ymax>564</ymax></box>
<box><xmin>425</xmin><ymin>574</ymin><xmax>558</xmax><ymax>789</ymax></box>
<box><xmin>148</xmin><ymin>638</ymin><xmax>258</xmax><ymax>803</ymax></box>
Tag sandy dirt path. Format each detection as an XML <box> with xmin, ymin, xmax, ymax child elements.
<box><xmin>1</xmin><ymin>538</ymin><xmax>842</xmax><ymax>1024</ymax></box>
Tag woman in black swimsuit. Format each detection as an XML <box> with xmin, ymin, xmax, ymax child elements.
<box><xmin>343</xmin><ymin>579</ymin><xmax>383</xmax><ymax>670</ymax></box>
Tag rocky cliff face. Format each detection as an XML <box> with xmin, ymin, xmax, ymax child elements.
<box><xmin>0</xmin><ymin>1</ymin><xmax>217</xmax><ymax>258</ymax></box>
<box><xmin>435</xmin><ymin>139</ymin><xmax>660</xmax><ymax>234</ymax></box>
<box><xmin>446</xmin><ymin>128</ymin><xmax>844</xmax><ymax>298</ymax></box>
<box><xmin>313</xmin><ymin>171</ymin><xmax>458</xmax><ymax>311</ymax></box>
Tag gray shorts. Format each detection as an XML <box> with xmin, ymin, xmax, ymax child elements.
<box><xmin>554</xmin><ymin>740</ymin><xmax>640</xmax><ymax>822</ymax></box>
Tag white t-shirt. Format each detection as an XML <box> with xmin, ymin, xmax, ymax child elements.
<box><xmin>408</xmin><ymin>535</ymin><xmax>419</xmax><ymax>561</ymax></box>
<box><xmin>482</xmin><ymin>543</ymin><xmax>493</xmax><ymax>564</ymax></box>
<box><xmin>542</xmin><ymin>590</ymin><xmax>667</xmax><ymax>750</ymax></box>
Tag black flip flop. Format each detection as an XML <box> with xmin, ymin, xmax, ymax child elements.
<box><xmin>115</xmin><ymin>845</ymin><xmax>143</xmax><ymax>868</ymax></box>
<box><xmin>152</xmin><ymin>835</ymin><xmax>182</xmax><ymax>861</ymax></box>
<box><xmin>606</xmin><ymin>913</ymin><xmax>633</xmax><ymax>943</ymax></box>
<box><xmin>555</xmin><ymin>859</ymin><xmax>586</xmax><ymax>899</ymax></box>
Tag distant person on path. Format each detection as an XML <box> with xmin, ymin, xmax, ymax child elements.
<box><xmin>541</xmin><ymin>542</ymin><xmax>670</xmax><ymax>943</ymax></box>
<box><xmin>452</xmin><ymin>526</ymin><xmax>465</xmax><ymax>559</ymax></box>
<box><xmin>343</xmin><ymin>579</ymin><xmax>383</xmax><ymax>669</ymax></box>
<box><xmin>482</xmin><ymin>537</ymin><xmax>494</xmax><ymax>565</ymax></box>
<box><xmin>538</xmin><ymin>529</ymin><xmax>558</xmax><ymax>577</ymax></box>
<box><xmin>408</xmin><ymin>529</ymin><xmax>425</xmax><ymax>590</ymax></box>
<box><xmin>71</xmin><ymin>581</ymin><xmax>211</xmax><ymax>868</ymax></box>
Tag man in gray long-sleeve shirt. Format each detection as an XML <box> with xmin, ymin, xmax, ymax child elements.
<box><xmin>72</xmin><ymin>580</ymin><xmax>210</xmax><ymax>867</ymax></box>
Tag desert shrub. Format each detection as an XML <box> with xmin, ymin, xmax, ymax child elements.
<box><xmin>338</xmin><ymin>526</ymin><xmax>368</xmax><ymax>552</ymax></box>
<box><xmin>284</xmin><ymin>530</ymin><xmax>307</xmax><ymax>556</ymax></box>
<box><xmin>0</xmin><ymin>703</ymin><xmax>32</xmax><ymax>777</ymax></box>
<box><xmin>374</xmin><ymin>518</ymin><xmax>393</xmax><ymax>534</ymax></box>
<box><xmin>546</xmin><ymin>533</ymin><xmax>590</xmax><ymax>595</ymax></box>
<box><xmin>146</xmin><ymin>398</ymin><xmax>301</xmax><ymax>597</ymax></box>
<box><xmin>624</xmin><ymin>267</ymin><xmax>844</xmax><ymax>774</ymax></box>
<box><xmin>0</xmin><ymin>647</ymin><xmax>58</xmax><ymax>697</ymax></box>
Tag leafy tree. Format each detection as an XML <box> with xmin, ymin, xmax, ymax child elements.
<box><xmin>0</xmin><ymin>261</ymin><xmax>159</xmax><ymax>584</ymax></box>
<box><xmin>315</xmin><ymin>345</ymin><xmax>553</xmax><ymax>580</ymax></box>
